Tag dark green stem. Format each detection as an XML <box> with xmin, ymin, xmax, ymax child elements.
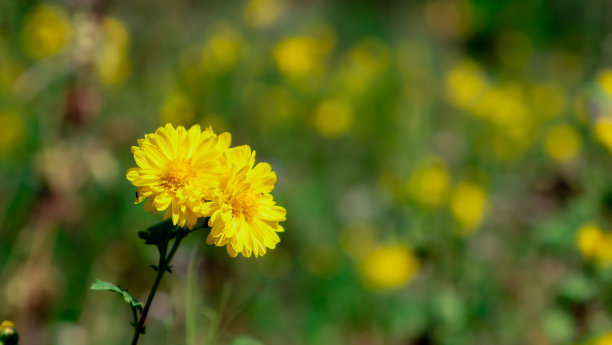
<box><xmin>131</xmin><ymin>228</ymin><xmax>188</xmax><ymax>345</ymax></box>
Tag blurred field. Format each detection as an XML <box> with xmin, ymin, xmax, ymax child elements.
<box><xmin>2</xmin><ymin>0</ymin><xmax>612</xmax><ymax>344</ymax></box>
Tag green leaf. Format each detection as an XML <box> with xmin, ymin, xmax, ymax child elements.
<box><xmin>138</xmin><ymin>220</ymin><xmax>175</xmax><ymax>250</ymax></box>
<box><xmin>90</xmin><ymin>279</ymin><xmax>143</xmax><ymax>311</ymax></box>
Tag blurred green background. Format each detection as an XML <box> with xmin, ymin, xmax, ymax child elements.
<box><xmin>2</xmin><ymin>0</ymin><xmax>612</xmax><ymax>344</ymax></box>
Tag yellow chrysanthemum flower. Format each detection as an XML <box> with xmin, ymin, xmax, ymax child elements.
<box><xmin>206</xmin><ymin>145</ymin><xmax>286</xmax><ymax>257</ymax></box>
<box><xmin>127</xmin><ymin>124</ymin><xmax>231</xmax><ymax>229</ymax></box>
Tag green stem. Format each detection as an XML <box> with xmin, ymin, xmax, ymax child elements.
<box><xmin>131</xmin><ymin>306</ymin><xmax>139</xmax><ymax>332</ymax></box>
<box><xmin>131</xmin><ymin>229</ymin><xmax>188</xmax><ymax>345</ymax></box>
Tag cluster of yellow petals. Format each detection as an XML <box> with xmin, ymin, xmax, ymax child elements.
<box><xmin>207</xmin><ymin>146</ymin><xmax>286</xmax><ymax>257</ymax></box>
<box><xmin>127</xmin><ymin>124</ymin><xmax>286</xmax><ymax>258</ymax></box>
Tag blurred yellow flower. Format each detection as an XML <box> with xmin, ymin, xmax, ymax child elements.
<box><xmin>531</xmin><ymin>82</ymin><xmax>566</xmax><ymax>118</ymax></box>
<box><xmin>243</xmin><ymin>0</ymin><xmax>285</xmax><ymax>28</ymax></box>
<box><xmin>445</xmin><ymin>59</ymin><xmax>488</xmax><ymax>110</ymax></box>
<box><xmin>450</xmin><ymin>181</ymin><xmax>487</xmax><ymax>233</ymax></box>
<box><xmin>95</xmin><ymin>16</ymin><xmax>131</xmax><ymax>86</ymax></box>
<box><xmin>203</xmin><ymin>24</ymin><xmax>243</xmax><ymax>72</ymax></box>
<box><xmin>312</xmin><ymin>98</ymin><xmax>353</xmax><ymax>137</ymax></box>
<box><xmin>127</xmin><ymin>124</ymin><xmax>231</xmax><ymax>229</ymax></box>
<box><xmin>577</xmin><ymin>224</ymin><xmax>604</xmax><ymax>260</ymax></box>
<box><xmin>598</xmin><ymin>69</ymin><xmax>612</xmax><ymax>99</ymax></box>
<box><xmin>338</xmin><ymin>38</ymin><xmax>389</xmax><ymax>95</ymax></box>
<box><xmin>544</xmin><ymin>124</ymin><xmax>580</xmax><ymax>163</ymax></box>
<box><xmin>159</xmin><ymin>92</ymin><xmax>195</xmax><ymax>126</ymax></box>
<box><xmin>594</xmin><ymin>332</ymin><xmax>612</xmax><ymax>345</ymax></box>
<box><xmin>474</xmin><ymin>85</ymin><xmax>533</xmax><ymax>160</ymax></box>
<box><xmin>359</xmin><ymin>244</ymin><xmax>419</xmax><ymax>291</ymax></box>
<box><xmin>407</xmin><ymin>156</ymin><xmax>450</xmax><ymax>207</ymax></box>
<box><xmin>207</xmin><ymin>145</ymin><xmax>286</xmax><ymax>257</ymax></box>
<box><xmin>0</xmin><ymin>320</ymin><xmax>17</xmax><ymax>342</ymax></box>
<box><xmin>274</xmin><ymin>35</ymin><xmax>331</xmax><ymax>78</ymax></box>
<box><xmin>594</xmin><ymin>116</ymin><xmax>612</xmax><ymax>154</ymax></box>
<box><xmin>21</xmin><ymin>4</ymin><xmax>73</xmax><ymax>59</ymax></box>
<box><xmin>0</xmin><ymin>112</ymin><xmax>24</xmax><ymax>156</ymax></box>
<box><xmin>576</xmin><ymin>224</ymin><xmax>612</xmax><ymax>266</ymax></box>
<box><xmin>0</xmin><ymin>321</ymin><xmax>15</xmax><ymax>329</ymax></box>
<box><xmin>475</xmin><ymin>85</ymin><xmax>529</xmax><ymax>125</ymax></box>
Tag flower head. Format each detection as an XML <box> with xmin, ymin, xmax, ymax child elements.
<box><xmin>206</xmin><ymin>145</ymin><xmax>286</xmax><ymax>257</ymax></box>
<box><xmin>127</xmin><ymin>124</ymin><xmax>230</xmax><ymax>229</ymax></box>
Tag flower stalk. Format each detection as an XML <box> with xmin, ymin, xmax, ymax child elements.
<box><xmin>131</xmin><ymin>226</ymin><xmax>188</xmax><ymax>345</ymax></box>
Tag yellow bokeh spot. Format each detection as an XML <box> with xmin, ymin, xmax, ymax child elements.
<box><xmin>445</xmin><ymin>59</ymin><xmax>488</xmax><ymax>110</ymax></box>
<box><xmin>359</xmin><ymin>244</ymin><xmax>419</xmax><ymax>291</ymax></box>
<box><xmin>0</xmin><ymin>112</ymin><xmax>24</xmax><ymax>156</ymax></box>
<box><xmin>203</xmin><ymin>24</ymin><xmax>243</xmax><ymax>72</ymax></box>
<box><xmin>274</xmin><ymin>36</ymin><xmax>318</xmax><ymax>76</ymax></box>
<box><xmin>243</xmin><ymin>0</ymin><xmax>285</xmax><ymax>28</ymax></box>
<box><xmin>594</xmin><ymin>116</ymin><xmax>612</xmax><ymax>154</ymax></box>
<box><xmin>274</xmin><ymin>30</ymin><xmax>334</xmax><ymax>78</ymax></box>
<box><xmin>312</xmin><ymin>98</ymin><xmax>353</xmax><ymax>137</ymax></box>
<box><xmin>598</xmin><ymin>69</ymin><xmax>612</xmax><ymax>99</ymax></box>
<box><xmin>577</xmin><ymin>224</ymin><xmax>603</xmax><ymax>260</ymax></box>
<box><xmin>337</xmin><ymin>38</ymin><xmax>390</xmax><ymax>95</ymax></box>
<box><xmin>474</xmin><ymin>85</ymin><xmax>528</xmax><ymax>125</ymax></box>
<box><xmin>95</xmin><ymin>16</ymin><xmax>131</xmax><ymax>86</ymax></box>
<box><xmin>0</xmin><ymin>321</ymin><xmax>15</xmax><ymax>329</ymax></box>
<box><xmin>595</xmin><ymin>333</ymin><xmax>612</xmax><ymax>345</ymax></box>
<box><xmin>576</xmin><ymin>224</ymin><xmax>612</xmax><ymax>266</ymax></box>
<box><xmin>407</xmin><ymin>156</ymin><xmax>450</xmax><ymax>207</ymax></box>
<box><xmin>450</xmin><ymin>181</ymin><xmax>487</xmax><ymax>233</ymax></box>
<box><xmin>21</xmin><ymin>4</ymin><xmax>73</xmax><ymax>59</ymax></box>
<box><xmin>159</xmin><ymin>92</ymin><xmax>195</xmax><ymax>126</ymax></box>
<box><xmin>531</xmin><ymin>82</ymin><xmax>566</xmax><ymax>118</ymax></box>
<box><xmin>544</xmin><ymin>124</ymin><xmax>580</xmax><ymax>163</ymax></box>
<box><xmin>101</xmin><ymin>16</ymin><xmax>129</xmax><ymax>50</ymax></box>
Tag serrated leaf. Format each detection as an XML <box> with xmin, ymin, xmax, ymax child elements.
<box><xmin>90</xmin><ymin>279</ymin><xmax>143</xmax><ymax>311</ymax></box>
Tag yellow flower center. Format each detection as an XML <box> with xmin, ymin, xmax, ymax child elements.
<box><xmin>162</xmin><ymin>159</ymin><xmax>194</xmax><ymax>190</ymax></box>
<box><xmin>231</xmin><ymin>191</ymin><xmax>258</xmax><ymax>219</ymax></box>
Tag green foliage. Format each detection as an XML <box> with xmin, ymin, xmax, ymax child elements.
<box><xmin>229</xmin><ymin>336</ymin><xmax>264</xmax><ymax>345</ymax></box>
<box><xmin>90</xmin><ymin>279</ymin><xmax>143</xmax><ymax>312</ymax></box>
